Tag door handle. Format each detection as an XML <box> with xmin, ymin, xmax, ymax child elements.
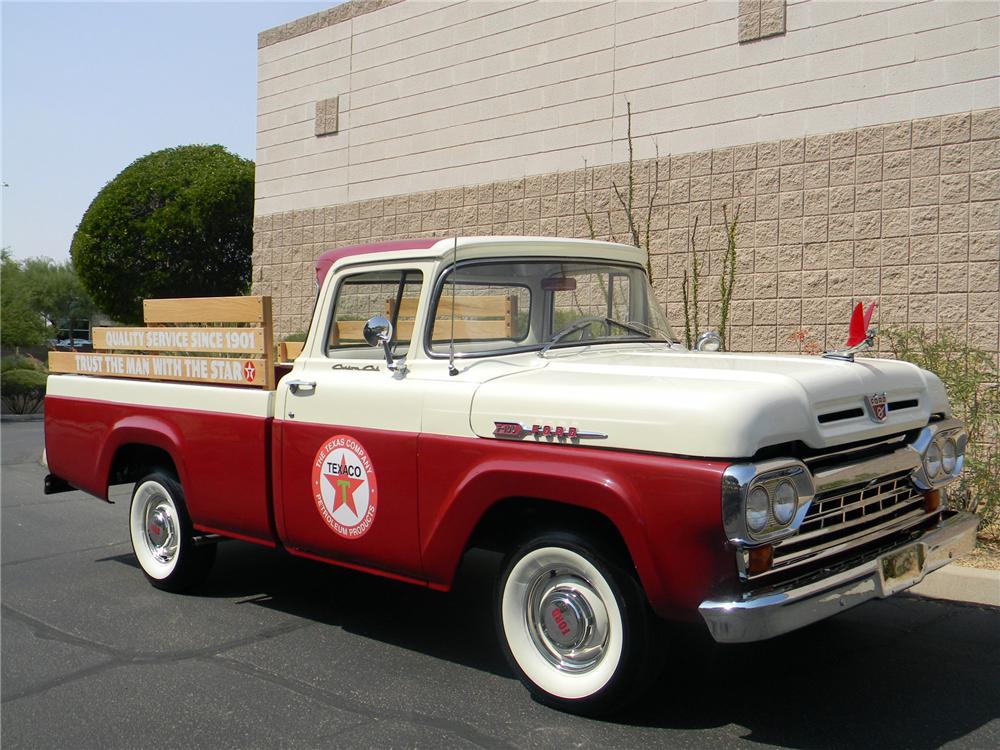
<box><xmin>287</xmin><ymin>379</ymin><xmax>316</xmax><ymax>394</ymax></box>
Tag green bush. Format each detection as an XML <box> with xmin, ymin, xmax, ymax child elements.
<box><xmin>1</xmin><ymin>368</ymin><xmax>47</xmax><ymax>414</ymax></box>
<box><xmin>886</xmin><ymin>327</ymin><xmax>1000</xmax><ymax>539</ymax></box>
<box><xmin>1</xmin><ymin>355</ymin><xmax>46</xmax><ymax>373</ymax></box>
<box><xmin>71</xmin><ymin>145</ymin><xmax>254</xmax><ymax>323</ymax></box>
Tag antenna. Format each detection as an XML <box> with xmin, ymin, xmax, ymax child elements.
<box><xmin>448</xmin><ymin>236</ymin><xmax>459</xmax><ymax>376</ymax></box>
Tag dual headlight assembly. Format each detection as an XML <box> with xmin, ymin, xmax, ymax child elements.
<box><xmin>723</xmin><ymin>419</ymin><xmax>968</xmax><ymax>557</ymax></box>
<box><xmin>911</xmin><ymin>422</ymin><xmax>967</xmax><ymax>489</ymax></box>
<box><xmin>722</xmin><ymin>461</ymin><xmax>816</xmax><ymax>547</ymax></box>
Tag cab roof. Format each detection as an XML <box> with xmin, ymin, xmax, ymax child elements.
<box><xmin>314</xmin><ymin>237</ymin><xmax>647</xmax><ymax>285</ymax></box>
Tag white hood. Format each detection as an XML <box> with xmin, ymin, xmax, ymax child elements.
<box><xmin>469</xmin><ymin>347</ymin><xmax>949</xmax><ymax>458</ymax></box>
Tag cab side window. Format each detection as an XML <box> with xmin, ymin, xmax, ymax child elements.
<box><xmin>327</xmin><ymin>269</ymin><xmax>423</xmax><ymax>356</ymax></box>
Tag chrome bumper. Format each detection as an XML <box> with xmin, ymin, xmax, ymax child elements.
<box><xmin>699</xmin><ymin>511</ymin><xmax>979</xmax><ymax>644</ymax></box>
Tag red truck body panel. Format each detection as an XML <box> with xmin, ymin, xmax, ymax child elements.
<box><xmin>276</xmin><ymin>418</ymin><xmax>424</xmax><ymax>580</ymax></box>
<box><xmin>45</xmin><ymin>396</ymin><xmax>277</xmax><ymax>546</ymax></box>
<box><xmin>45</xmin><ymin>395</ymin><xmax>734</xmax><ymax>619</ymax></box>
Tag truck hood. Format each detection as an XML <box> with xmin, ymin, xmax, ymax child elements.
<box><xmin>469</xmin><ymin>346</ymin><xmax>949</xmax><ymax>458</ymax></box>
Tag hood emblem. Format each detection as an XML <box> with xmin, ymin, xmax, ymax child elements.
<box><xmin>493</xmin><ymin>422</ymin><xmax>607</xmax><ymax>442</ymax></box>
<box><xmin>824</xmin><ymin>301</ymin><xmax>878</xmax><ymax>362</ymax></box>
<box><xmin>865</xmin><ymin>393</ymin><xmax>888</xmax><ymax>423</ymax></box>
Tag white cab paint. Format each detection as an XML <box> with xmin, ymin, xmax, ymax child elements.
<box><xmin>54</xmin><ymin>238</ymin><xmax>950</xmax><ymax>460</ymax></box>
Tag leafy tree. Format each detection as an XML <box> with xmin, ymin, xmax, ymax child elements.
<box><xmin>20</xmin><ymin>257</ymin><xmax>96</xmax><ymax>337</ymax></box>
<box><xmin>1</xmin><ymin>249</ymin><xmax>47</xmax><ymax>348</ymax></box>
<box><xmin>2</xmin><ymin>250</ymin><xmax>96</xmax><ymax>347</ymax></box>
<box><xmin>71</xmin><ymin>145</ymin><xmax>254</xmax><ymax>323</ymax></box>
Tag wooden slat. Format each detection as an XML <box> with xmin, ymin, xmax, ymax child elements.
<box><xmin>279</xmin><ymin>341</ymin><xmax>305</xmax><ymax>361</ymax></box>
<box><xmin>333</xmin><ymin>320</ymin><xmax>367</xmax><ymax>343</ymax></box>
<box><xmin>143</xmin><ymin>296</ymin><xmax>266</xmax><ymax>324</ymax></box>
<box><xmin>428</xmin><ymin>319</ymin><xmax>510</xmax><ymax>339</ymax></box>
<box><xmin>49</xmin><ymin>351</ymin><xmax>271</xmax><ymax>388</ymax></box>
<box><xmin>389</xmin><ymin>295</ymin><xmax>510</xmax><ymax>318</ymax></box>
<box><xmin>261</xmin><ymin>296</ymin><xmax>275</xmax><ymax>391</ymax></box>
<box><xmin>93</xmin><ymin>327</ymin><xmax>265</xmax><ymax>354</ymax></box>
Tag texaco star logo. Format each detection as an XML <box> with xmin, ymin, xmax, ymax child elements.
<box><xmin>311</xmin><ymin>435</ymin><xmax>378</xmax><ymax>539</ymax></box>
<box><xmin>243</xmin><ymin>361</ymin><xmax>256</xmax><ymax>382</ymax></box>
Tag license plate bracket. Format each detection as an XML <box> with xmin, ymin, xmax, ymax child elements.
<box><xmin>878</xmin><ymin>543</ymin><xmax>926</xmax><ymax>596</ymax></box>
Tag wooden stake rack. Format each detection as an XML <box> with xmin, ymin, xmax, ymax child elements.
<box><xmin>48</xmin><ymin>296</ymin><xmax>276</xmax><ymax>389</ymax></box>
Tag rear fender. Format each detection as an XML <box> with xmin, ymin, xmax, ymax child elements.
<box><xmin>98</xmin><ymin>415</ymin><xmax>188</xmax><ymax>500</ymax></box>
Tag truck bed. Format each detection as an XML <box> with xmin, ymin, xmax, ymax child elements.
<box><xmin>45</xmin><ymin>374</ymin><xmax>278</xmax><ymax>546</ymax></box>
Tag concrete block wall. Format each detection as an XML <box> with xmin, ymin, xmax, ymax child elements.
<box><xmin>253</xmin><ymin>107</ymin><xmax>999</xmax><ymax>362</ymax></box>
<box><xmin>256</xmin><ymin>0</ymin><xmax>999</xmax><ymax>214</ymax></box>
<box><xmin>254</xmin><ymin>0</ymin><xmax>999</xmax><ymax>359</ymax></box>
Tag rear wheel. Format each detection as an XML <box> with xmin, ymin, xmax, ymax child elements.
<box><xmin>496</xmin><ymin>531</ymin><xmax>659</xmax><ymax>715</ymax></box>
<box><xmin>129</xmin><ymin>470</ymin><xmax>215</xmax><ymax>592</ymax></box>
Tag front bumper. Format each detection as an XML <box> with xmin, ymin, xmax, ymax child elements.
<box><xmin>699</xmin><ymin>511</ymin><xmax>979</xmax><ymax>643</ymax></box>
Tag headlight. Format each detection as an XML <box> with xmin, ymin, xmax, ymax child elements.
<box><xmin>746</xmin><ymin>486</ymin><xmax>770</xmax><ymax>532</ymax></box>
<box><xmin>941</xmin><ymin>437</ymin><xmax>957</xmax><ymax>474</ymax></box>
<box><xmin>924</xmin><ymin>440</ymin><xmax>943</xmax><ymax>479</ymax></box>
<box><xmin>909</xmin><ymin>419</ymin><xmax>967</xmax><ymax>490</ymax></box>
<box><xmin>723</xmin><ymin>459</ymin><xmax>816</xmax><ymax>548</ymax></box>
<box><xmin>772</xmin><ymin>480</ymin><xmax>798</xmax><ymax>525</ymax></box>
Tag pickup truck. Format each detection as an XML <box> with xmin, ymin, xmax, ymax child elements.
<box><xmin>44</xmin><ymin>236</ymin><xmax>978</xmax><ymax>715</ymax></box>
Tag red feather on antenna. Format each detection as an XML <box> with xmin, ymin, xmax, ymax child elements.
<box><xmin>845</xmin><ymin>301</ymin><xmax>877</xmax><ymax>347</ymax></box>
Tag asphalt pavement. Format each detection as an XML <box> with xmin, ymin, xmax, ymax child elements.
<box><xmin>2</xmin><ymin>420</ymin><xmax>999</xmax><ymax>749</ymax></box>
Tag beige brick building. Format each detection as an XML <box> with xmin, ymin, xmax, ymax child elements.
<box><xmin>253</xmin><ymin>0</ymin><xmax>999</xmax><ymax>359</ymax></box>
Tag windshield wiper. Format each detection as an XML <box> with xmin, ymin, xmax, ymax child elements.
<box><xmin>538</xmin><ymin>317</ymin><xmax>652</xmax><ymax>357</ymax></box>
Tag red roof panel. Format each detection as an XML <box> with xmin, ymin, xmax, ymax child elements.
<box><xmin>314</xmin><ymin>238</ymin><xmax>444</xmax><ymax>285</ymax></box>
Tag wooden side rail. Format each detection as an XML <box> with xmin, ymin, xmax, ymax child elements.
<box><xmin>49</xmin><ymin>296</ymin><xmax>276</xmax><ymax>389</ymax></box>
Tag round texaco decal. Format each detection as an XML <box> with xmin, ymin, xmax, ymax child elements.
<box><xmin>311</xmin><ymin>435</ymin><xmax>378</xmax><ymax>539</ymax></box>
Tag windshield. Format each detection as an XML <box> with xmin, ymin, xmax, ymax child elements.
<box><xmin>427</xmin><ymin>259</ymin><xmax>677</xmax><ymax>356</ymax></box>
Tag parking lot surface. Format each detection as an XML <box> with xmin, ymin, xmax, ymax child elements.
<box><xmin>3</xmin><ymin>421</ymin><xmax>999</xmax><ymax>749</ymax></box>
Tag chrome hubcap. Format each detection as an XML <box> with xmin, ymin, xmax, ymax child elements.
<box><xmin>526</xmin><ymin>572</ymin><xmax>610</xmax><ymax>673</ymax></box>
<box><xmin>143</xmin><ymin>498</ymin><xmax>178</xmax><ymax>564</ymax></box>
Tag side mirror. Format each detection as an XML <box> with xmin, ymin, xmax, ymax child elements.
<box><xmin>363</xmin><ymin>315</ymin><xmax>392</xmax><ymax>347</ymax></box>
<box><xmin>363</xmin><ymin>316</ymin><xmax>403</xmax><ymax>372</ymax></box>
<box><xmin>695</xmin><ymin>331</ymin><xmax>722</xmax><ymax>352</ymax></box>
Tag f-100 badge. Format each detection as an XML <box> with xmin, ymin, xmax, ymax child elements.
<box><xmin>312</xmin><ymin>435</ymin><xmax>378</xmax><ymax>539</ymax></box>
<box><xmin>865</xmin><ymin>392</ymin><xmax>888</xmax><ymax>423</ymax></box>
<box><xmin>493</xmin><ymin>421</ymin><xmax>607</xmax><ymax>441</ymax></box>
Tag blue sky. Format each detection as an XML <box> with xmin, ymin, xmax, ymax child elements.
<box><xmin>2</xmin><ymin>0</ymin><xmax>329</xmax><ymax>261</ymax></box>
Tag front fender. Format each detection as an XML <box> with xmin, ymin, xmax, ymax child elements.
<box><xmin>426</xmin><ymin>457</ymin><xmax>659</xmax><ymax>593</ymax></box>
<box><xmin>417</xmin><ymin>435</ymin><xmax>731</xmax><ymax>619</ymax></box>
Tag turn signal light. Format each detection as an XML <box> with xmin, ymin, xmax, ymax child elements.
<box><xmin>924</xmin><ymin>489</ymin><xmax>941</xmax><ymax>513</ymax></box>
<box><xmin>748</xmin><ymin>545</ymin><xmax>774</xmax><ymax>576</ymax></box>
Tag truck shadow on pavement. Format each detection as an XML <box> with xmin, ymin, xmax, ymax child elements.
<box><xmin>104</xmin><ymin>540</ymin><xmax>1000</xmax><ymax>748</ymax></box>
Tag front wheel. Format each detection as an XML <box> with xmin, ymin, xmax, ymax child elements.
<box><xmin>496</xmin><ymin>531</ymin><xmax>660</xmax><ymax>715</ymax></box>
<box><xmin>129</xmin><ymin>470</ymin><xmax>215</xmax><ymax>592</ymax></box>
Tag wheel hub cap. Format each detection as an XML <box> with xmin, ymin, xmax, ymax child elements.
<box><xmin>527</xmin><ymin>573</ymin><xmax>610</xmax><ymax>673</ymax></box>
<box><xmin>540</xmin><ymin>590</ymin><xmax>590</xmax><ymax>649</ymax></box>
<box><xmin>144</xmin><ymin>500</ymin><xmax>177</xmax><ymax>564</ymax></box>
<box><xmin>148</xmin><ymin>510</ymin><xmax>167</xmax><ymax>544</ymax></box>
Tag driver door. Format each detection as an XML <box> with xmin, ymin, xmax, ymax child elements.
<box><xmin>277</xmin><ymin>266</ymin><xmax>428</xmax><ymax>579</ymax></box>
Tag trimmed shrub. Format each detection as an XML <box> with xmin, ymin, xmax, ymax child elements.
<box><xmin>1</xmin><ymin>368</ymin><xmax>47</xmax><ymax>414</ymax></box>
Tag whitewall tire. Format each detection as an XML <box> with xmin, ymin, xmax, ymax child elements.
<box><xmin>496</xmin><ymin>531</ymin><xmax>659</xmax><ymax>715</ymax></box>
<box><xmin>129</xmin><ymin>470</ymin><xmax>215</xmax><ymax>592</ymax></box>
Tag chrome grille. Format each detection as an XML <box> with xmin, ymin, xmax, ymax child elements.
<box><xmin>767</xmin><ymin>469</ymin><xmax>930</xmax><ymax>577</ymax></box>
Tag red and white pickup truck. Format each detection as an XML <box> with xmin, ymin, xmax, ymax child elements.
<box><xmin>45</xmin><ymin>237</ymin><xmax>977</xmax><ymax>714</ymax></box>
